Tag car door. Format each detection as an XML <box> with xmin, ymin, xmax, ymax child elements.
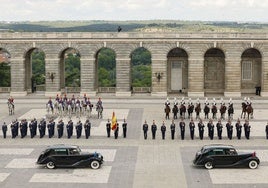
<box><xmin>210</xmin><ymin>149</ymin><xmax>227</xmax><ymax>166</ymax></box>
<box><xmin>53</xmin><ymin>148</ymin><xmax>69</xmax><ymax>166</ymax></box>
<box><xmin>66</xmin><ymin>148</ymin><xmax>82</xmax><ymax>166</ymax></box>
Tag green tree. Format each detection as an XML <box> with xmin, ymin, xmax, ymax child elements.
<box><xmin>65</xmin><ymin>53</ymin><xmax>81</xmax><ymax>87</ymax></box>
<box><xmin>31</xmin><ymin>51</ymin><xmax>45</xmax><ymax>85</ymax></box>
<box><xmin>0</xmin><ymin>63</ymin><xmax>10</xmax><ymax>87</ymax></box>
<box><xmin>131</xmin><ymin>48</ymin><xmax>152</xmax><ymax>88</ymax></box>
<box><xmin>97</xmin><ymin>48</ymin><xmax>116</xmax><ymax>87</ymax></box>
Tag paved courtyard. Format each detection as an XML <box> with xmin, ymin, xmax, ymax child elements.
<box><xmin>0</xmin><ymin>95</ymin><xmax>268</xmax><ymax>188</ymax></box>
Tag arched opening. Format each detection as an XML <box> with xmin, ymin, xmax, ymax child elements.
<box><xmin>167</xmin><ymin>48</ymin><xmax>188</xmax><ymax>94</ymax></box>
<box><xmin>0</xmin><ymin>48</ymin><xmax>11</xmax><ymax>93</ymax></box>
<box><xmin>59</xmin><ymin>48</ymin><xmax>81</xmax><ymax>93</ymax></box>
<box><xmin>241</xmin><ymin>48</ymin><xmax>262</xmax><ymax>94</ymax></box>
<box><xmin>130</xmin><ymin>47</ymin><xmax>152</xmax><ymax>93</ymax></box>
<box><xmin>95</xmin><ymin>48</ymin><xmax>116</xmax><ymax>93</ymax></box>
<box><xmin>204</xmin><ymin>48</ymin><xmax>225</xmax><ymax>94</ymax></box>
<box><xmin>25</xmin><ymin>48</ymin><xmax>45</xmax><ymax>93</ymax></box>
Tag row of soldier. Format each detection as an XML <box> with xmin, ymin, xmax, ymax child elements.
<box><xmin>1</xmin><ymin>118</ymin><xmax>127</xmax><ymax>139</ymax></box>
<box><xmin>142</xmin><ymin>118</ymin><xmax>254</xmax><ymax>140</ymax></box>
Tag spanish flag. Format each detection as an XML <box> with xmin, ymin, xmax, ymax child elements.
<box><xmin>111</xmin><ymin>111</ymin><xmax>117</xmax><ymax>130</ymax></box>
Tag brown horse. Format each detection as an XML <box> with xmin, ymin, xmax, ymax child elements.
<box><xmin>187</xmin><ymin>104</ymin><xmax>194</xmax><ymax>119</ymax></box>
<box><xmin>179</xmin><ymin>104</ymin><xmax>186</xmax><ymax>119</ymax></box>
<box><xmin>220</xmin><ymin>104</ymin><xmax>226</xmax><ymax>120</ymax></box>
<box><xmin>212</xmin><ymin>105</ymin><xmax>217</xmax><ymax>120</ymax></box>
<box><xmin>241</xmin><ymin>102</ymin><xmax>253</xmax><ymax>119</ymax></box>
<box><xmin>195</xmin><ymin>103</ymin><xmax>201</xmax><ymax>119</ymax></box>
<box><xmin>164</xmin><ymin>105</ymin><xmax>171</xmax><ymax>120</ymax></box>
<box><xmin>204</xmin><ymin>105</ymin><xmax>210</xmax><ymax>119</ymax></box>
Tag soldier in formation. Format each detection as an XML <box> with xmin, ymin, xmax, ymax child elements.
<box><xmin>76</xmin><ymin>120</ymin><xmax>82</xmax><ymax>139</ymax></box>
<box><xmin>20</xmin><ymin>119</ymin><xmax>28</xmax><ymax>138</ymax></box>
<box><xmin>161</xmin><ymin>121</ymin><xmax>166</xmax><ymax>140</ymax></box>
<box><xmin>143</xmin><ymin>120</ymin><xmax>149</xmax><ymax>140</ymax></box>
<box><xmin>84</xmin><ymin>119</ymin><xmax>91</xmax><ymax>139</ymax></box>
<box><xmin>122</xmin><ymin>119</ymin><xmax>127</xmax><ymax>138</ymax></box>
<box><xmin>57</xmin><ymin>119</ymin><xmax>64</xmax><ymax>138</ymax></box>
<box><xmin>38</xmin><ymin>118</ymin><xmax>46</xmax><ymax>138</ymax></box>
<box><xmin>170</xmin><ymin>119</ymin><xmax>176</xmax><ymax>140</ymax></box>
<box><xmin>2</xmin><ymin>122</ymin><xmax>7</xmax><ymax>139</ymax></box>
<box><xmin>189</xmin><ymin>118</ymin><xmax>195</xmax><ymax>140</ymax></box>
<box><xmin>198</xmin><ymin>119</ymin><xmax>205</xmax><ymax>140</ymax></box>
<box><xmin>266</xmin><ymin>122</ymin><xmax>268</xmax><ymax>139</ymax></box>
<box><xmin>244</xmin><ymin>119</ymin><xmax>251</xmax><ymax>139</ymax></box>
<box><xmin>151</xmin><ymin>120</ymin><xmax>157</xmax><ymax>139</ymax></box>
<box><xmin>207</xmin><ymin>119</ymin><xmax>214</xmax><ymax>140</ymax></box>
<box><xmin>66</xmin><ymin>119</ymin><xmax>73</xmax><ymax>139</ymax></box>
<box><xmin>226</xmin><ymin>119</ymin><xmax>233</xmax><ymax>140</ymax></box>
<box><xmin>106</xmin><ymin>119</ymin><xmax>111</xmax><ymax>137</ymax></box>
<box><xmin>216</xmin><ymin>119</ymin><xmax>223</xmax><ymax>140</ymax></box>
<box><xmin>235</xmin><ymin>119</ymin><xmax>242</xmax><ymax>139</ymax></box>
<box><xmin>179</xmin><ymin>118</ymin><xmax>185</xmax><ymax>140</ymax></box>
<box><xmin>114</xmin><ymin>120</ymin><xmax>119</xmax><ymax>139</ymax></box>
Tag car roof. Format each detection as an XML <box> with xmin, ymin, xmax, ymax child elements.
<box><xmin>46</xmin><ymin>144</ymin><xmax>79</xmax><ymax>149</ymax></box>
<box><xmin>201</xmin><ymin>144</ymin><xmax>235</xmax><ymax>150</ymax></box>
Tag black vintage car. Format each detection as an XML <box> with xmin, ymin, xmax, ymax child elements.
<box><xmin>193</xmin><ymin>144</ymin><xmax>260</xmax><ymax>169</ymax></box>
<box><xmin>37</xmin><ymin>145</ymin><xmax>104</xmax><ymax>169</ymax></box>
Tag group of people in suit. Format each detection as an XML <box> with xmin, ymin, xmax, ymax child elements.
<box><xmin>142</xmin><ymin>118</ymin><xmax>257</xmax><ymax>140</ymax></box>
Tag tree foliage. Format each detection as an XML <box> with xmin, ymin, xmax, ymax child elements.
<box><xmin>65</xmin><ymin>53</ymin><xmax>81</xmax><ymax>87</ymax></box>
<box><xmin>31</xmin><ymin>51</ymin><xmax>45</xmax><ymax>85</ymax></box>
<box><xmin>131</xmin><ymin>48</ymin><xmax>152</xmax><ymax>87</ymax></box>
<box><xmin>0</xmin><ymin>63</ymin><xmax>10</xmax><ymax>87</ymax></box>
<box><xmin>97</xmin><ymin>48</ymin><xmax>116</xmax><ymax>87</ymax></box>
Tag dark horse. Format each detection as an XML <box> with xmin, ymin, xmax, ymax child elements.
<box><xmin>204</xmin><ymin>105</ymin><xmax>210</xmax><ymax>119</ymax></box>
<box><xmin>172</xmin><ymin>105</ymin><xmax>178</xmax><ymax>119</ymax></box>
<box><xmin>195</xmin><ymin>103</ymin><xmax>201</xmax><ymax>119</ymax></box>
<box><xmin>187</xmin><ymin>104</ymin><xmax>194</xmax><ymax>119</ymax></box>
<box><xmin>220</xmin><ymin>104</ymin><xmax>227</xmax><ymax>120</ymax></box>
<box><xmin>211</xmin><ymin>105</ymin><xmax>217</xmax><ymax>119</ymax></box>
<box><xmin>241</xmin><ymin>102</ymin><xmax>253</xmax><ymax>119</ymax></box>
<box><xmin>165</xmin><ymin>105</ymin><xmax>171</xmax><ymax>119</ymax></box>
<box><xmin>228</xmin><ymin>104</ymin><xmax>234</xmax><ymax>120</ymax></box>
<box><xmin>179</xmin><ymin>104</ymin><xmax>186</xmax><ymax>119</ymax></box>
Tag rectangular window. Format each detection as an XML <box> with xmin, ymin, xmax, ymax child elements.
<box><xmin>242</xmin><ymin>61</ymin><xmax>252</xmax><ymax>80</ymax></box>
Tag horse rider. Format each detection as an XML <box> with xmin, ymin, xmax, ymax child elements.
<box><xmin>165</xmin><ymin>98</ymin><xmax>170</xmax><ymax>106</ymax></box>
<box><xmin>174</xmin><ymin>97</ymin><xmax>178</xmax><ymax>105</ymax></box>
<box><xmin>63</xmin><ymin>94</ymin><xmax>68</xmax><ymax>102</ymax></box>
<box><xmin>181</xmin><ymin>97</ymin><xmax>185</xmax><ymax>105</ymax></box>
<box><xmin>212</xmin><ymin>98</ymin><xmax>216</xmax><ymax>106</ymax></box>
<box><xmin>55</xmin><ymin>94</ymin><xmax>60</xmax><ymax>102</ymax></box>
<box><xmin>47</xmin><ymin>97</ymin><xmax>54</xmax><ymax>111</ymax></box>
<box><xmin>247</xmin><ymin>97</ymin><xmax>252</xmax><ymax>106</ymax></box>
<box><xmin>83</xmin><ymin>93</ymin><xmax>87</xmax><ymax>103</ymax></box>
<box><xmin>204</xmin><ymin>97</ymin><xmax>209</xmax><ymax>106</ymax></box>
<box><xmin>8</xmin><ymin>96</ymin><xmax>14</xmax><ymax>109</ymax></box>
<box><xmin>97</xmin><ymin>97</ymin><xmax>103</xmax><ymax>109</ymax></box>
<box><xmin>71</xmin><ymin>94</ymin><xmax>76</xmax><ymax>104</ymax></box>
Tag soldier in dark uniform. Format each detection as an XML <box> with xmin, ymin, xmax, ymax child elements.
<box><xmin>266</xmin><ymin>122</ymin><xmax>268</xmax><ymax>139</ymax></box>
<box><xmin>33</xmin><ymin>118</ymin><xmax>37</xmax><ymax>137</ymax></box>
<box><xmin>47</xmin><ymin>120</ymin><xmax>53</xmax><ymax>138</ymax></box>
<box><xmin>207</xmin><ymin>119</ymin><xmax>214</xmax><ymax>140</ymax></box>
<box><xmin>106</xmin><ymin>119</ymin><xmax>111</xmax><ymax>137</ymax></box>
<box><xmin>161</xmin><ymin>121</ymin><xmax>166</xmax><ymax>140</ymax></box>
<box><xmin>114</xmin><ymin>120</ymin><xmax>119</xmax><ymax>139</ymax></box>
<box><xmin>51</xmin><ymin>120</ymin><xmax>55</xmax><ymax>137</ymax></box>
<box><xmin>122</xmin><ymin>119</ymin><xmax>127</xmax><ymax>138</ymax></box>
<box><xmin>151</xmin><ymin>120</ymin><xmax>157</xmax><ymax>139</ymax></box>
<box><xmin>235</xmin><ymin>118</ymin><xmax>242</xmax><ymax>139</ymax></box>
<box><xmin>198</xmin><ymin>119</ymin><xmax>205</xmax><ymax>140</ymax></box>
<box><xmin>179</xmin><ymin>118</ymin><xmax>186</xmax><ymax>140</ymax></box>
<box><xmin>29</xmin><ymin>119</ymin><xmax>35</xmax><ymax>138</ymax></box>
<box><xmin>170</xmin><ymin>119</ymin><xmax>176</xmax><ymax>140</ymax></box>
<box><xmin>38</xmin><ymin>118</ymin><xmax>46</xmax><ymax>138</ymax></box>
<box><xmin>14</xmin><ymin>119</ymin><xmax>19</xmax><ymax>137</ymax></box>
<box><xmin>11</xmin><ymin>120</ymin><xmax>16</xmax><ymax>138</ymax></box>
<box><xmin>66</xmin><ymin>119</ymin><xmax>73</xmax><ymax>139</ymax></box>
<box><xmin>57</xmin><ymin>119</ymin><xmax>64</xmax><ymax>138</ymax></box>
<box><xmin>226</xmin><ymin>119</ymin><xmax>233</xmax><ymax>140</ymax></box>
<box><xmin>244</xmin><ymin>119</ymin><xmax>251</xmax><ymax>139</ymax></box>
<box><xmin>2</xmin><ymin>122</ymin><xmax>7</xmax><ymax>138</ymax></box>
<box><xmin>20</xmin><ymin>119</ymin><xmax>26</xmax><ymax>138</ymax></box>
<box><xmin>189</xmin><ymin>118</ymin><xmax>195</xmax><ymax>140</ymax></box>
<box><xmin>143</xmin><ymin>120</ymin><xmax>149</xmax><ymax>140</ymax></box>
<box><xmin>84</xmin><ymin>119</ymin><xmax>91</xmax><ymax>139</ymax></box>
<box><xmin>216</xmin><ymin>119</ymin><xmax>223</xmax><ymax>140</ymax></box>
<box><xmin>76</xmin><ymin>120</ymin><xmax>83</xmax><ymax>139</ymax></box>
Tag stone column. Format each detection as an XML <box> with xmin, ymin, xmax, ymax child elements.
<box><xmin>10</xmin><ymin>57</ymin><xmax>27</xmax><ymax>96</ymax></box>
<box><xmin>45</xmin><ymin>57</ymin><xmax>61</xmax><ymax>97</ymax></box>
<box><xmin>224</xmin><ymin>57</ymin><xmax>241</xmax><ymax>97</ymax></box>
<box><xmin>261</xmin><ymin>58</ymin><xmax>268</xmax><ymax>96</ymax></box>
<box><xmin>80</xmin><ymin>57</ymin><xmax>97</xmax><ymax>97</ymax></box>
<box><xmin>151</xmin><ymin>58</ymin><xmax>167</xmax><ymax>97</ymax></box>
<box><xmin>115</xmin><ymin>58</ymin><xmax>131</xmax><ymax>96</ymax></box>
<box><xmin>188</xmin><ymin>57</ymin><xmax>204</xmax><ymax>97</ymax></box>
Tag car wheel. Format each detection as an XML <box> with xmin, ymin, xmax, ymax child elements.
<box><xmin>249</xmin><ymin>160</ymin><xmax>258</xmax><ymax>169</ymax></box>
<box><xmin>46</xmin><ymin>161</ymin><xmax>56</xmax><ymax>169</ymax></box>
<box><xmin>90</xmin><ymin>160</ymin><xmax>100</xmax><ymax>169</ymax></box>
<box><xmin>204</xmin><ymin>161</ymin><xmax>214</xmax><ymax>169</ymax></box>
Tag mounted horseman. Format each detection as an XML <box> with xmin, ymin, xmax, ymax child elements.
<box><xmin>228</xmin><ymin>98</ymin><xmax>234</xmax><ymax>120</ymax></box>
<box><xmin>164</xmin><ymin>98</ymin><xmax>171</xmax><ymax>120</ymax></box>
<box><xmin>96</xmin><ymin>97</ymin><xmax>104</xmax><ymax>119</ymax></box>
<box><xmin>195</xmin><ymin>98</ymin><xmax>201</xmax><ymax>120</ymax></box>
<box><xmin>7</xmin><ymin>96</ymin><xmax>15</xmax><ymax>115</ymax></box>
<box><xmin>179</xmin><ymin>97</ymin><xmax>186</xmax><ymax>119</ymax></box>
<box><xmin>219</xmin><ymin>98</ymin><xmax>227</xmax><ymax>120</ymax></box>
<box><xmin>172</xmin><ymin>97</ymin><xmax>179</xmax><ymax>119</ymax></box>
<box><xmin>187</xmin><ymin>98</ymin><xmax>194</xmax><ymax>119</ymax></box>
<box><xmin>211</xmin><ymin>98</ymin><xmax>217</xmax><ymax>120</ymax></box>
<box><xmin>203</xmin><ymin>97</ymin><xmax>210</xmax><ymax>119</ymax></box>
